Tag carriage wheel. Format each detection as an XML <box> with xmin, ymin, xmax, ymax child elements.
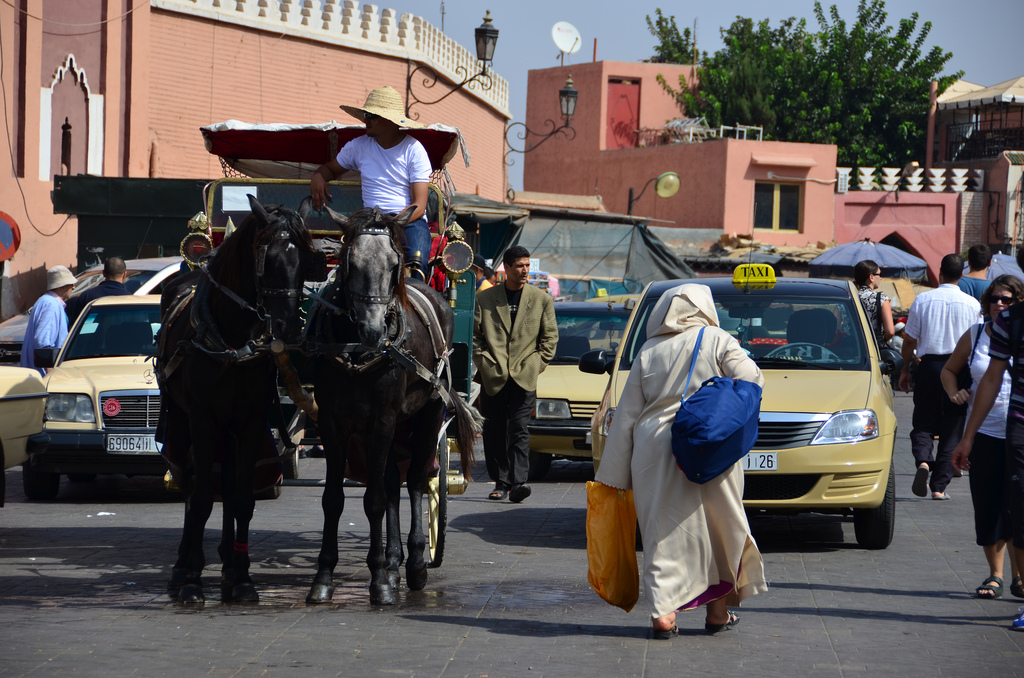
<box><xmin>426</xmin><ymin>438</ymin><xmax>449</xmax><ymax>568</ymax></box>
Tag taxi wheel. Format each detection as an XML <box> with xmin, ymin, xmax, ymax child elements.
<box><xmin>853</xmin><ymin>462</ymin><xmax>895</xmax><ymax>550</ymax></box>
<box><xmin>22</xmin><ymin>465</ymin><xmax>60</xmax><ymax>501</ymax></box>
<box><xmin>527</xmin><ymin>451</ymin><xmax>552</xmax><ymax>481</ymax></box>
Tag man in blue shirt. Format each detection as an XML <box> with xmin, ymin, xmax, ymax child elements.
<box><xmin>21</xmin><ymin>265</ymin><xmax>76</xmax><ymax>371</ymax></box>
<box><xmin>65</xmin><ymin>257</ymin><xmax>129</xmax><ymax>325</ymax></box>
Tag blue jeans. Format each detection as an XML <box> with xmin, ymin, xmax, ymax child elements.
<box><xmin>403</xmin><ymin>216</ymin><xmax>431</xmax><ymax>281</ymax></box>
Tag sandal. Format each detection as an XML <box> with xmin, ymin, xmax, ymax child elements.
<box><xmin>488</xmin><ymin>488</ymin><xmax>508</xmax><ymax>501</ymax></box>
<box><xmin>652</xmin><ymin>624</ymin><xmax>678</xmax><ymax>640</ymax></box>
<box><xmin>977</xmin><ymin>575</ymin><xmax>1004</xmax><ymax>599</ymax></box>
<box><xmin>705</xmin><ymin>611</ymin><xmax>740</xmax><ymax>635</ymax></box>
<box><xmin>1011</xmin><ymin>576</ymin><xmax>1024</xmax><ymax>599</ymax></box>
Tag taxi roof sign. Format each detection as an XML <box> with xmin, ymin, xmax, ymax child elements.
<box><xmin>732</xmin><ymin>263</ymin><xmax>777</xmax><ymax>290</ymax></box>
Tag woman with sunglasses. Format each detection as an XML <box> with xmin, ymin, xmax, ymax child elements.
<box><xmin>941</xmin><ymin>274</ymin><xmax>1024</xmax><ymax>600</ymax></box>
<box><xmin>854</xmin><ymin>260</ymin><xmax>895</xmax><ymax>346</ymax></box>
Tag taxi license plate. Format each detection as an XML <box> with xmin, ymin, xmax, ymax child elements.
<box><xmin>107</xmin><ymin>435</ymin><xmax>157</xmax><ymax>454</ymax></box>
<box><xmin>743</xmin><ymin>452</ymin><xmax>777</xmax><ymax>472</ymax></box>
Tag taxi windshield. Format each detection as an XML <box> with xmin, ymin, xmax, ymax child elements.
<box><xmin>552</xmin><ymin>309</ymin><xmax>630</xmax><ymax>364</ymax></box>
<box><xmin>621</xmin><ymin>292</ymin><xmax>869</xmax><ymax>371</ymax></box>
<box><xmin>63</xmin><ymin>305</ymin><xmax>162</xmax><ymax>360</ymax></box>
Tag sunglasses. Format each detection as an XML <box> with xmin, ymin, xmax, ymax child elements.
<box><xmin>363</xmin><ymin>112</ymin><xmax>380</xmax><ymax>122</ymax></box>
<box><xmin>990</xmin><ymin>295</ymin><xmax>1015</xmax><ymax>305</ymax></box>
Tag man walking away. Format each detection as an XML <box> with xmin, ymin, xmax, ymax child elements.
<box><xmin>473</xmin><ymin>246</ymin><xmax>558</xmax><ymax>503</ymax></box>
<box><xmin>959</xmin><ymin>244</ymin><xmax>992</xmax><ymax>301</ymax></box>
<box><xmin>65</xmin><ymin>257</ymin><xmax>130</xmax><ymax>325</ymax></box>
<box><xmin>900</xmin><ymin>253</ymin><xmax>981</xmax><ymax>499</ymax></box>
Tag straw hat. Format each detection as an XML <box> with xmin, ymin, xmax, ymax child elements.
<box><xmin>46</xmin><ymin>265</ymin><xmax>76</xmax><ymax>290</ymax></box>
<box><xmin>339</xmin><ymin>86</ymin><xmax>425</xmax><ymax>129</ymax></box>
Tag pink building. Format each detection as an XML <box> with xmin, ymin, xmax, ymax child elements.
<box><xmin>0</xmin><ymin>0</ymin><xmax>510</xmax><ymax>317</ymax></box>
<box><xmin>520</xmin><ymin>61</ymin><xmax>998</xmax><ymax>284</ymax></box>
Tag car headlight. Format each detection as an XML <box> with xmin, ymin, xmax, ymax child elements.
<box><xmin>535</xmin><ymin>398</ymin><xmax>571</xmax><ymax>420</ymax></box>
<box><xmin>600</xmin><ymin>407</ymin><xmax>617</xmax><ymax>437</ymax></box>
<box><xmin>810</xmin><ymin>409</ymin><xmax>878</xmax><ymax>445</ymax></box>
<box><xmin>45</xmin><ymin>394</ymin><xmax>96</xmax><ymax>423</ymax></box>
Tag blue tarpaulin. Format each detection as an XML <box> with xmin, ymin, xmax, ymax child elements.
<box><xmin>808</xmin><ymin>239</ymin><xmax>928</xmax><ymax>281</ymax></box>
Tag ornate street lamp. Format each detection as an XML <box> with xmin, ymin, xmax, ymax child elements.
<box><xmin>503</xmin><ymin>76</ymin><xmax>578</xmax><ymax>166</ymax></box>
<box><xmin>627</xmin><ymin>172</ymin><xmax>680</xmax><ymax>215</ymax></box>
<box><xmin>405</xmin><ymin>11</ymin><xmax>499</xmax><ymax>120</ymax></box>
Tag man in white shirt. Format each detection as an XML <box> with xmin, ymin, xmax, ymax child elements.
<box><xmin>310</xmin><ymin>85</ymin><xmax>432</xmax><ymax>282</ymax></box>
<box><xmin>900</xmin><ymin>253</ymin><xmax>982</xmax><ymax>499</ymax></box>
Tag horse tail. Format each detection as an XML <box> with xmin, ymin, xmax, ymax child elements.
<box><xmin>450</xmin><ymin>395</ymin><xmax>483</xmax><ymax>481</ymax></box>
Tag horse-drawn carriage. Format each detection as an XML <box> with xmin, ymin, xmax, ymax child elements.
<box><xmin>157</xmin><ymin>120</ymin><xmax>481</xmax><ymax>605</ymax></box>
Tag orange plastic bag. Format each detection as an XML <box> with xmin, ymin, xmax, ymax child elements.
<box><xmin>586</xmin><ymin>481</ymin><xmax>639</xmax><ymax>612</ymax></box>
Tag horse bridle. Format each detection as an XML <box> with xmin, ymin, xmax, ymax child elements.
<box><xmin>202</xmin><ymin>228</ymin><xmax>306</xmax><ymax>323</ymax></box>
<box><xmin>339</xmin><ymin>224</ymin><xmax>403</xmax><ymax>312</ymax></box>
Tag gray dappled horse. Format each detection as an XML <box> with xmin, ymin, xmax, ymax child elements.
<box><xmin>307</xmin><ymin>205</ymin><xmax>480</xmax><ymax>605</ymax></box>
<box><xmin>157</xmin><ymin>195</ymin><xmax>324</xmax><ymax>604</ymax></box>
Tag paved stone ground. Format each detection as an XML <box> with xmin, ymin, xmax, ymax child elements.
<box><xmin>2</xmin><ymin>391</ymin><xmax>1024</xmax><ymax>676</ymax></box>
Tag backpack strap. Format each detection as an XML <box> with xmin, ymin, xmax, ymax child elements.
<box><xmin>682</xmin><ymin>327</ymin><xmax>706</xmax><ymax>399</ymax></box>
<box><xmin>968</xmin><ymin>322</ymin><xmax>985</xmax><ymax>370</ymax></box>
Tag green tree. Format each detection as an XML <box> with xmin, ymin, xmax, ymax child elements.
<box><xmin>650</xmin><ymin>1</ymin><xmax>962</xmax><ymax>167</ymax></box>
<box><xmin>646</xmin><ymin>9</ymin><xmax>696</xmax><ymax>64</ymax></box>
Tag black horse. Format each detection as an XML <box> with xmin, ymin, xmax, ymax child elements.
<box><xmin>307</xmin><ymin>205</ymin><xmax>480</xmax><ymax>606</ymax></box>
<box><xmin>157</xmin><ymin>194</ymin><xmax>324</xmax><ymax>604</ymax></box>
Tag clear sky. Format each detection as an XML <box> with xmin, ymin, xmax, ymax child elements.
<box><xmin>411</xmin><ymin>0</ymin><xmax>1023</xmax><ymax>191</ymax></box>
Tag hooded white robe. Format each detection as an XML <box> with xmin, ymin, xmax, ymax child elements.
<box><xmin>595</xmin><ymin>283</ymin><xmax>768</xmax><ymax>618</ymax></box>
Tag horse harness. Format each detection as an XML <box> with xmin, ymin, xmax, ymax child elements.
<box><xmin>307</xmin><ymin>223</ymin><xmax>459</xmax><ymax>411</ymax></box>
<box><xmin>158</xmin><ymin>230</ymin><xmax>305</xmax><ymax>380</ymax></box>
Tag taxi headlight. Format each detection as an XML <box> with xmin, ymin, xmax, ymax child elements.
<box><xmin>45</xmin><ymin>394</ymin><xmax>96</xmax><ymax>423</ymax></box>
<box><xmin>536</xmin><ymin>399</ymin><xmax>571</xmax><ymax>420</ymax></box>
<box><xmin>810</xmin><ymin>409</ymin><xmax>878</xmax><ymax>445</ymax></box>
<box><xmin>601</xmin><ymin>407</ymin><xmax>617</xmax><ymax>437</ymax></box>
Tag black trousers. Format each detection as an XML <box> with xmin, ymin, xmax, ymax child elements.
<box><xmin>909</xmin><ymin>354</ymin><xmax>965</xmax><ymax>494</ymax></box>
<box><xmin>480</xmin><ymin>380</ymin><xmax>535</xmax><ymax>489</ymax></box>
<box><xmin>1005</xmin><ymin>419</ymin><xmax>1024</xmax><ymax>549</ymax></box>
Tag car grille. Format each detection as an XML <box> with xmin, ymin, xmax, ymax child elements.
<box><xmin>743</xmin><ymin>474</ymin><xmax>820</xmax><ymax>501</ymax></box>
<box><xmin>570</xmin><ymin>401</ymin><xmax>598</xmax><ymax>420</ymax></box>
<box><xmin>101</xmin><ymin>392</ymin><xmax>160</xmax><ymax>428</ymax></box>
<box><xmin>754</xmin><ymin>420</ymin><xmax>824</xmax><ymax>449</ymax></box>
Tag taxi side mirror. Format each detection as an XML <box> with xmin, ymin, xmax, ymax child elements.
<box><xmin>579</xmin><ymin>348</ymin><xmax>615</xmax><ymax>375</ymax></box>
<box><xmin>878</xmin><ymin>346</ymin><xmax>904</xmax><ymax>375</ymax></box>
<box><xmin>34</xmin><ymin>347</ymin><xmax>59</xmax><ymax>369</ymax></box>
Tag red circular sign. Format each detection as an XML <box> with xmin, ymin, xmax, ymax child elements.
<box><xmin>103</xmin><ymin>398</ymin><xmax>121</xmax><ymax>417</ymax></box>
<box><xmin>0</xmin><ymin>211</ymin><xmax>22</xmax><ymax>263</ymax></box>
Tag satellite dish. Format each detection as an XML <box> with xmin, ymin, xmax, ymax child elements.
<box><xmin>551</xmin><ymin>21</ymin><xmax>581</xmax><ymax>55</ymax></box>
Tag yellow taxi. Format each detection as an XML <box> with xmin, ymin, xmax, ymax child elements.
<box><xmin>582</xmin><ymin>265</ymin><xmax>903</xmax><ymax>548</ymax></box>
<box><xmin>23</xmin><ymin>295</ymin><xmax>165</xmax><ymax>500</ymax></box>
<box><xmin>525</xmin><ymin>300</ymin><xmax>634</xmax><ymax>480</ymax></box>
<box><xmin>0</xmin><ymin>366</ymin><xmax>49</xmax><ymax>505</ymax></box>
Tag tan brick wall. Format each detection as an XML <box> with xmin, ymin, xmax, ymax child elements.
<box><xmin>959</xmin><ymin>192</ymin><xmax>984</xmax><ymax>251</ymax></box>
<box><xmin>146</xmin><ymin>11</ymin><xmax>507</xmax><ymax>200</ymax></box>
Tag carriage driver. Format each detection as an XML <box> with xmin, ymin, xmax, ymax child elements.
<box><xmin>310</xmin><ymin>85</ymin><xmax>432</xmax><ymax>282</ymax></box>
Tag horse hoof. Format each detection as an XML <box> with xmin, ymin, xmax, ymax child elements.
<box><xmin>178</xmin><ymin>584</ymin><xmax>205</xmax><ymax>604</ymax></box>
<box><xmin>232</xmin><ymin>583</ymin><xmax>259</xmax><ymax>603</ymax></box>
<box><xmin>167</xmin><ymin>568</ymin><xmax>187</xmax><ymax>590</ymax></box>
<box><xmin>406</xmin><ymin>566</ymin><xmax>428</xmax><ymax>592</ymax></box>
<box><xmin>386</xmin><ymin>571</ymin><xmax>401</xmax><ymax>591</ymax></box>
<box><xmin>306</xmin><ymin>584</ymin><xmax>335</xmax><ymax>604</ymax></box>
<box><xmin>370</xmin><ymin>585</ymin><xmax>396</xmax><ymax>606</ymax></box>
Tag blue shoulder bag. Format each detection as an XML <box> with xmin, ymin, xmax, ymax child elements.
<box><xmin>670</xmin><ymin>327</ymin><xmax>763</xmax><ymax>484</ymax></box>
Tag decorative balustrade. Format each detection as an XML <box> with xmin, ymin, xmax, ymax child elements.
<box><xmin>836</xmin><ymin>166</ymin><xmax>984</xmax><ymax>193</ymax></box>
<box><xmin>151</xmin><ymin>0</ymin><xmax>509</xmax><ymax>115</ymax></box>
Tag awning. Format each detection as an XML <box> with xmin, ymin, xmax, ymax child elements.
<box><xmin>937</xmin><ymin>76</ymin><xmax>1024</xmax><ymax>110</ymax></box>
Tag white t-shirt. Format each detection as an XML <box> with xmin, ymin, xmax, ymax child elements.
<box><xmin>335</xmin><ymin>134</ymin><xmax>431</xmax><ymax>214</ymax></box>
<box><xmin>966</xmin><ymin>324</ymin><xmax>1012</xmax><ymax>438</ymax></box>
<box><xmin>904</xmin><ymin>284</ymin><xmax>981</xmax><ymax>357</ymax></box>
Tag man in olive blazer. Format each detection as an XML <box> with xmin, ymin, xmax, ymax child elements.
<box><xmin>473</xmin><ymin>246</ymin><xmax>558</xmax><ymax>503</ymax></box>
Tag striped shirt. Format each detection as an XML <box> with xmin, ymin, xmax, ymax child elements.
<box><xmin>988</xmin><ymin>305</ymin><xmax>1024</xmax><ymax>420</ymax></box>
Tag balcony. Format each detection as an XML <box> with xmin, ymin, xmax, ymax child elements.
<box><xmin>947</xmin><ymin>121</ymin><xmax>1024</xmax><ymax>161</ymax></box>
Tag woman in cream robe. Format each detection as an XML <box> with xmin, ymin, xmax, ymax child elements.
<box><xmin>595</xmin><ymin>283</ymin><xmax>767</xmax><ymax>636</ymax></box>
